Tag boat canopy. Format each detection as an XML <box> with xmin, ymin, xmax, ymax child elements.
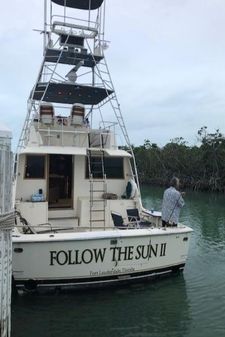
<box><xmin>104</xmin><ymin>149</ymin><xmax>132</xmax><ymax>158</ymax></box>
<box><xmin>20</xmin><ymin>147</ymin><xmax>131</xmax><ymax>157</ymax></box>
<box><xmin>32</xmin><ymin>82</ymin><xmax>113</xmax><ymax>105</ymax></box>
<box><xmin>51</xmin><ymin>0</ymin><xmax>104</xmax><ymax>10</ymax></box>
<box><xmin>21</xmin><ymin>146</ymin><xmax>87</xmax><ymax>156</ymax></box>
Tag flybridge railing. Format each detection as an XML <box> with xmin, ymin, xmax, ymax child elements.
<box><xmin>35</xmin><ymin>120</ymin><xmax>117</xmax><ymax>149</ymax></box>
<box><xmin>99</xmin><ymin>120</ymin><xmax>117</xmax><ymax>131</ymax></box>
<box><xmin>51</xmin><ymin>16</ymin><xmax>99</xmax><ymax>38</ymax></box>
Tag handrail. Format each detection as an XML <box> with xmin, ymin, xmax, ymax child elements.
<box><xmin>51</xmin><ymin>17</ymin><xmax>99</xmax><ymax>39</ymax></box>
<box><xmin>52</xmin><ymin>14</ymin><xmax>99</xmax><ymax>29</ymax></box>
<box><xmin>53</xmin><ymin>20</ymin><xmax>98</xmax><ymax>35</ymax></box>
<box><xmin>35</xmin><ymin>122</ymin><xmax>116</xmax><ymax>149</ymax></box>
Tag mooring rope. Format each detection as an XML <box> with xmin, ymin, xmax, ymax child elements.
<box><xmin>0</xmin><ymin>212</ymin><xmax>15</xmax><ymax>230</ymax></box>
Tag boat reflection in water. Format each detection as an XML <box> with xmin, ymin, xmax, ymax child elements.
<box><xmin>12</xmin><ymin>275</ymin><xmax>190</xmax><ymax>337</ymax></box>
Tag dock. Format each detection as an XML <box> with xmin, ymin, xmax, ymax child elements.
<box><xmin>0</xmin><ymin>125</ymin><xmax>14</xmax><ymax>337</ymax></box>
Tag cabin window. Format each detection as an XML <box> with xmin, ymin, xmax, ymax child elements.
<box><xmin>104</xmin><ymin>157</ymin><xmax>124</xmax><ymax>178</ymax></box>
<box><xmin>25</xmin><ymin>155</ymin><xmax>45</xmax><ymax>179</ymax></box>
<box><xmin>86</xmin><ymin>156</ymin><xmax>124</xmax><ymax>179</ymax></box>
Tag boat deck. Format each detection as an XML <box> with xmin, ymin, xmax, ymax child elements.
<box><xmin>13</xmin><ymin>224</ymin><xmax>193</xmax><ymax>243</ymax></box>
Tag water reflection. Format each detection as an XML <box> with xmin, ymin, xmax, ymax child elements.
<box><xmin>184</xmin><ymin>191</ymin><xmax>225</xmax><ymax>245</ymax></box>
<box><xmin>141</xmin><ymin>185</ymin><xmax>163</xmax><ymax>212</ymax></box>
<box><xmin>142</xmin><ymin>185</ymin><xmax>225</xmax><ymax>337</ymax></box>
<box><xmin>12</xmin><ymin>275</ymin><xmax>190</xmax><ymax>337</ymax></box>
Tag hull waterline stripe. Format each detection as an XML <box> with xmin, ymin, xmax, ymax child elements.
<box><xmin>14</xmin><ymin>263</ymin><xmax>185</xmax><ymax>288</ymax></box>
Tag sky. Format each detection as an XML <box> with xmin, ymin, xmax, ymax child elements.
<box><xmin>1</xmin><ymin>0</ymin><xmax>225</xmax><ymax>148</ymax></box>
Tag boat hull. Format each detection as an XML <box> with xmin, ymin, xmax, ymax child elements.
<box><xmin>12</xmin><ymin>227</ymin><xmax>192</xmax><ymax>291</ymax></box>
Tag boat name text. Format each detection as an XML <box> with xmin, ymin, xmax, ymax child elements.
<box><xmin>49</xmin><ymin>243</ymin><xmax>167</xmax><ymax>266</ymax></box>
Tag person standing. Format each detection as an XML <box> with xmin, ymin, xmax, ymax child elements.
<box><xmin>161</xmin><ymin>177</ymin><xmax>185</xmax><ymax>227</ymax></box>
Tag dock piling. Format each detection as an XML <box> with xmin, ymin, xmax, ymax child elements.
<box><xmin>0</xmin><ymin>125</ymin><xmax>14</xmax><ymax>337</ymax></box>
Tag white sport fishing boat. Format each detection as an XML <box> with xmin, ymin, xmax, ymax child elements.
<box><xmin>12</xmin><ymin>0</ymin><xmax>193</xmax><ymax>291</ymax></box>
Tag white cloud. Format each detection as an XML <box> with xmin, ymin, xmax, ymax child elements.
<box><xmin>1</xmin><ymin>0</ymin><xmax>225</xmax><ymax>148</ymax></box>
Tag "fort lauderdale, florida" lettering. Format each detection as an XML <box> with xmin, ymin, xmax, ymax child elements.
<box><xmin>49</xmin><ymin>243</ymin><xmax>167</xmax><ymax>266</ymax></box>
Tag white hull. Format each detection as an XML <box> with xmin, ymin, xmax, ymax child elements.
<box><xmin>13</xmin><ymin>226</ymin><xmax>192</xmax><ymax>291</ymax></box>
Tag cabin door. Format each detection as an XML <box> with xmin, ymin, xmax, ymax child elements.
<box><xmin>48</xmin><ymin>154</ymin><xmax>73</xmax><ymax>208</ymax></box>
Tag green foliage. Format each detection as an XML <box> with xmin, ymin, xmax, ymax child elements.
<box><xmin>133</xmin><ymin>128</ymin><xmax>225</xmax><ymax>192</ymax></box>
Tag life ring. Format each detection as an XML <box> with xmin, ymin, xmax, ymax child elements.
<box><xmin>126</xmin><ymin>179</ymin><xmax>137</xmax><ymax>199</ymax></box>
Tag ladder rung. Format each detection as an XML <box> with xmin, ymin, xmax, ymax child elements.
<box><xmin>91</xmin><ymin>190</ymin><xmax>105</xmax><ymax>192</ymax></box>
<box><xmin>91</xmin><ymin>208</ymin><xmax>105</xmax><ymax>212</ymax></box>
<box><xmin>90</xmin><ymin>219</ymin><xmax>105</xmax><ymax>222</ymax></box>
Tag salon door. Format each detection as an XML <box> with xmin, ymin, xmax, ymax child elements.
<box><xmin>48</xmin><ymin>154</ymin><xmax>73</xmax><ymax>208</ymax></box>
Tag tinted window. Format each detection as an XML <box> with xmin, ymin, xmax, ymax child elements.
<box><xmin>25</xmin><ymin>155</ymin><xmax>45</xmax><ymax>179</ymax></box>
<box><xmin>86</xmin><ymin>157</ymin><xmax>124</xmax><ymax>179</ymax></box>
<box><xmin>104</xmin><ymin>157</ymin><xmax>124</xmax><ymax>178</ymax></box>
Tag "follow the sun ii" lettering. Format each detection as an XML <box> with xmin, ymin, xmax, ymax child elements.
<box><xmin>49</xmin><ymin>243</ymin><xmax>167</xmax><ymax>266</ymax></box>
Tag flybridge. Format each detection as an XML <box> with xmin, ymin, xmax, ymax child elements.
<box><xmin>17</xmin><ymin>0</ymin><xmax>133</xmax><ymax>157</ymax></box>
